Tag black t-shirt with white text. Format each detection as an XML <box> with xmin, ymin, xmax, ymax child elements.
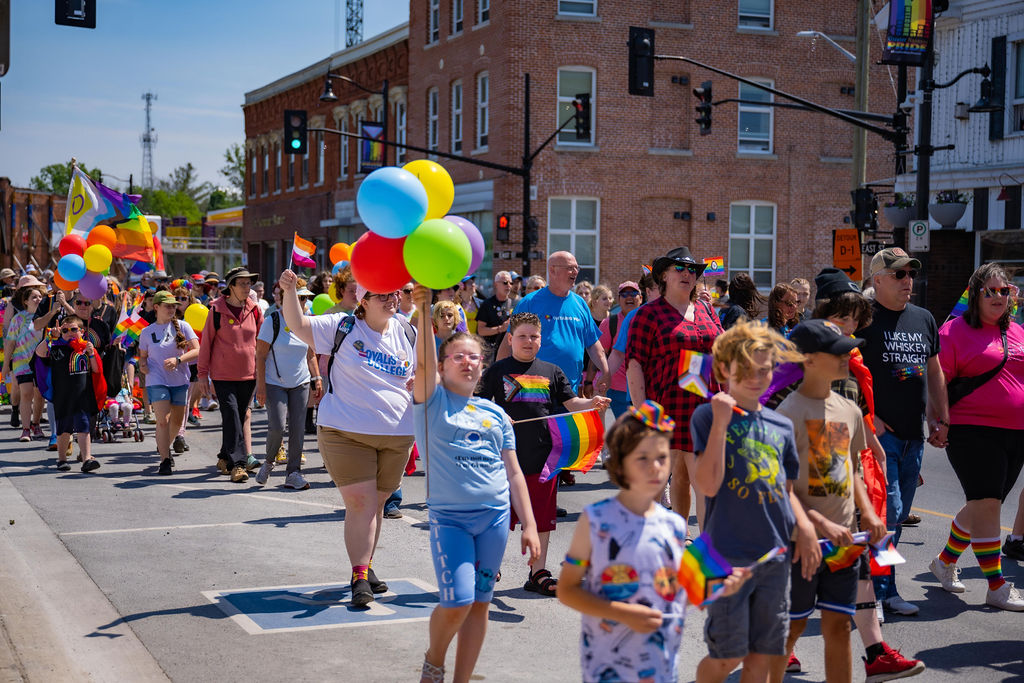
<box><xmin>856</xmin><ymin>301</ymin><xmax>939</xmax><ymax>440</ymax></box>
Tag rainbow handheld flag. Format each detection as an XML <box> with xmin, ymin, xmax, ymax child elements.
<box><xmin>114</xmin><ymin>294</ymin><xmax>149</xmax><ymax>344</ymax></box>
<box><xmin>292</xmin><ymin>232</ymin><xmax>317</xmax><ymax>268</ymax></box>
<box><xmin>947</xmin><ymin>287</ymin><xmax>969</xmax><ymax>321</ymax></box>
<box><xmin>703</xmin><ymin>256</ymin><xmax>726</xmax><ymax>277</ymax></box>
<box><xmin>537</xmin><ymin>410</ymin><xmax>605</xmax><ymax>482</ymax></box>
<box><xmin>819</xmin><ymin>531</ymin><xmax>870</xmax><ymax>572</ymax></box>
<box><xmin>677</xmin><ymin>533</ymin><xmax>733</xmax><ymax>608</ymax></box>
<box><xmin>678</xmin><ymin>349</ymin><xmax>714</xmax><ymax>398</ymax></box>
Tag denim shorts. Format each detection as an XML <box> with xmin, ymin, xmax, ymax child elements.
<box><xmin>704</xmin><ymin>557</ymin><xmax>790</xmax><ymax>659</ymax></box>
<box><xmin>146</xmin><ymin>384</ymin><xmax>188</xmax><ymax>406</ymax></box>
<box><xmin>429</xmin><ymin>506</ymin><xmax>510</xmax><ymax>607</ymax></box>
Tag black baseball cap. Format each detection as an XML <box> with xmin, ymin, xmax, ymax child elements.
<box><xmin>789</xmin><ymin>319</ymin><xmax>863</xmax><ymax>355</ymax></box>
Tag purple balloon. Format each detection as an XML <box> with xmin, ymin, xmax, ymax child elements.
<box><xmin>78</xmin><ymin>271</ymin><xmax>108</xmax><ymax>300</ymax></box>
<box><xmin>444</xmin><ymin>215</ymin><xmax>485</xmax><ymax>275</ymax></box>
<box><xmin>131</xmin><ymin>260</ymin><xmax>153</xmax><ymax>275</ymax></box>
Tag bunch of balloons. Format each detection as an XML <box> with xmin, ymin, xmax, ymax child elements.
<box><xmin>56</xmin><ymin>226</ymin><xmax>117</xmax><ymax>298</ymax></box>
<box><xmin>350</xmin><ymin>160</ymin><xmax>484</xmax><ymax>292</ymax></box>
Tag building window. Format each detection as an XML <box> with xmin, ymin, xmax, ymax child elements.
<box><xmin>738</xmin><ymin>0</ymin><xmax>772</xmax><ymax>29</ymax></box>
<box><xmin>249</xmin><ymin>151</ymin><xmax>256</xmax><ymax>196</ymax></box>
<box><xmin>287</xmin><ymin>153</ymin><xmax>294</xmax><ymax>189</ymax></box>
<box><xmin>1013</xmin><ymin>41</ymin><xmax>1024</xmax><ymax>133</ymax></box>
<box><xmin>428</xmin><ymin>0</ymin><xmax>440</xmax><ymax>43</ymax></box>
<box><xmin>557</xmin><ymin>68</ymin><xmax>594</xmax><ymax>145</ymax></box>
<box><xmin>548</xmin><ymin>197</ymin><xmax>599</xmax><ymax>283</ymax></box>
<box><xmin>262</xmin><ymin>148</ymin><xmax>269</xmax><ymax>195</ymax></box>
<box><xmin>476</xmin><ymin>72</ymin><xmax>489</xmax><ymax>148</ymax></box>
<box><xmin>395</xmin><ymin>100</ymin><xmax>408</xmax><ymax>164</ymax></box>
<box><xmin>275</xmin><ymin>145</ymin><xmax>281</xmax><ymax>192</ymax></box>
<box><xmin>301</xmin><ymin>140</ymin><xmax>309</xmax><ymax>186</ymax></box>
<box><xmin>451</xmin><ymin>81</ymin><xmax>463</xmax><ymax>153</ymax></box>
<box><xmin>729</xmin><ymin>202</ymin><xmax>776</xmax><ymax>289</ymax></box>
<box><xmin>316</xmin><ymin>132</ymin><xmax>325</xmax><ymax>184</ymax></box>
<box><xmin>738</xmin><ymin>80</ymin><xmax>773</xmax><ymax>153</ymax></box>
<box><xmin>452</xmin><ymin>0</ymin><xmax>463</xmax><ymax>34</ymax></box>
<box><xmin>339</xmin><ymin>118</ymin><xmax>349</xmax><ymax>178</ymax></box>
<box><xmin>428</xmin><ymin>87</ymin><xmax>439</xmax><ymax>152</ymax></box>
<box><xmin>559</xmin><ymin>0</ymin><xmax>596</xmax><ymax>16</ymax></box>
<box><xmin>478</xmin><ymin>0</ymin><xmax>489</xmax><ymax>23</ymax></box>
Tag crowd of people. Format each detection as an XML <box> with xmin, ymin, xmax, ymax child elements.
<box><xmin>3</xmin><ymin>243</ymin><xmax>1024</xmax><ymax>683</ymax></box>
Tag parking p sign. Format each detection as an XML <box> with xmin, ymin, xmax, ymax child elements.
<box><xmin>909</xmin><ymin>220</ymin><xmax>930</xmax><ymax>252</ymax></box>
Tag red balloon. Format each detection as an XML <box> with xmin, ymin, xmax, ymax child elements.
<box><xmin>350</xmin><ymin>232</ymin><xmax>411</xmax><ymax>294</ymax></box>
<box><xmin>58</xmin><ymin>234</ymin><xmax>87</xmax><ymax>257</ymax></box>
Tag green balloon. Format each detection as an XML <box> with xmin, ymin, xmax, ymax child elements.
<box><xmin>403</xmin><ymin>218</ymin><xmax>472</xmax><ymax>289</ymax></box>
<box><xmin>311</xmin><ymin>293</ymin><xmax>334</xmax><ymax>316</ymax></box>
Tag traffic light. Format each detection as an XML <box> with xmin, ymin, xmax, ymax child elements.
<box><xmin>573</xmin><ymin>93</ymin><xmax>591</xmax><ymax>140</ymax></box>
<box><xmin>851</xmin><ymin>188</ymin><xmax>878</xmax><ymax>231</ymax></box>
<box><xmin>525</xmin><ymin>217</ymin><xmax>539</xmax><ymax>247</ymax></box>
<box><xmin>284</xmin><ymin>109</ymin><xmax>308</xmax><ymax>155</ymax></box>
<box><xmin>628</xmin><ymin>27</ymin><xmax>655</xmax><ymax>97</ymax></box>
<box><xmin>496</xmin><ymin>213</ymin><xmax>510</xmax><ymax>242</ymax></box>
<box><xmin>694</xmin><ymin>81</ymin><xmax>712</xmax><ymax>135</ymax></box>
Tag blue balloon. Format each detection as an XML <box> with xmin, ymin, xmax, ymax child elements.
<box><xmin>131</xmin><ymin>260</ymin><xmax>153</xmax><ymax>275</ymax></box>
<box><xmin>57</xmin><ymin>254</ymin><xmax>86</xmax><ymax>282</ymax></box>
<box><xmin>332</xmin><ymin>260</ymin><xmax>350</xmax><ymax>275</ymax></box>
<box><xmin>356</xmin><ymin>167</ymin><xmax>429</xmax><ymax>239</ymax></box>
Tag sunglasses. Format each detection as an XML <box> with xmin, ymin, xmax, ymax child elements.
<box><xmin>619</xmin><ymin>289</ymin><xmax>640</xmax><ymax>297</ymax></box>
<box><xmin>983</xmin><ymin>286</ymin><xmax>1017</xmax><ymax>298</ymax></box>
<box><xmin>73</xmin><ymin>301</ymin><xmax>93</xmax><ymax>306</ymax></box>
<box><xmin>887</xmin><ymin>269</ymin><xmax>918</xmax><ymax>280</ymax></box>
<box><xmin>60</xmin><ymin>326</ymin><xmax>81</xmax><ymax>333</ymax></box>
<box><xmin>176</xmin><ymin>297</ymin><xmax>189</xmax><ymax>302</ymax></box>
<box><xmin>672</xmin><ymin>264</ymin><xmax>703</xmax><ymax>274</ymax></box>
<box><xmin>445</xmin><ymin>352</ymin><xmax>483</xmax><ymax>363</ymax></box>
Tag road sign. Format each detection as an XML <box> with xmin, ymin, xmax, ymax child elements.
<box><xmin>832</xmin><ymin>228</ymin><xmax>862</xmax><ymax>281</ymax></box>
<box><xmin>909</xmin><ymin>219</ymin><xmax>930</xmax><ymax>252</ymax></box>
<box><xmin>861</xmin><ymin>240</ymin><xmax>884</xmax><ymax>255</ymax></box>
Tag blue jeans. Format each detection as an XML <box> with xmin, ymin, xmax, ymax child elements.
<box><xmin>872</xmin><ymin>430</ymin><xmax>924</xmax><ymax>600</ymax></box>
<box><xmin>385</xmin><ymin>487</ymin><xmax>402</xmax><ymax>511</ymax></box>
<box><xmin>607</xmin><ymin>389</ymin><xmax>631</xmax><ymax>419</ymax></box>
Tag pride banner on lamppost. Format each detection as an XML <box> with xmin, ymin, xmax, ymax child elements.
<box><xmin>882</xmin><ymin>0</ymin><xmax>932</xmax><ymax>66</ymax></box>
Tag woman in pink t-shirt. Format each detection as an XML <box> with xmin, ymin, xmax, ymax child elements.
<box><xmin>930</xmin><ymin>262</ymin><xmax>1024</xmax><ymax>611</ymax></box>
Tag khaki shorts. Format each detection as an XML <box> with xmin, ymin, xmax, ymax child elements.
<box><xmin>318</xmin><ymin>427</ymin><xmax>413</xmax><ymax>492</ymax></box>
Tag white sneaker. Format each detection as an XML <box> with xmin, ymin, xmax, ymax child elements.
<box><xmin>986</xmin><ymin>582</ymin><xmax>1024</xmax><ymax>611</ymax></box>
<box><xmin>929</xmin><ymin>556</ymin><xmax>966</xmax><ymax>593</ymax></box>
<box><xmin>206</xmin><ymin>400</ymin><xmax>219</xmax><ymax>411</ymax></box>
<box><xmin>660</xmin><ymin>483</ymin><xmax>671</xmax><ymax>509</ymax></box>
<box><xmin>254</xmin><ymin>460</ymin><xmax>274</xmax><ymax>485</ymax></box>
<box><xmin>284</xmin><ymin>471</ymin><xmax>310</xmax><ymax>490</ymax></box>
<box><xmin>883</xmin><ymin>596</ymin><xmax>919</xmax><ymax>616</ymax></box>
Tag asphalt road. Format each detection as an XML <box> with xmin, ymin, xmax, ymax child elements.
<box><xmin>0</xmin><ymin>404</ymin><xmax>1022</xmax><ymax>682</ymax></box>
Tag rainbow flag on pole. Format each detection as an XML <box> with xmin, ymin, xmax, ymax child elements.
<box><xmin>65</xmin><ymin>168</ymin><xmax>154</xmax><ymax>262</ymax></box>
<box><xmin>292</xmin><ymin>232</ymin><xmax>317</xmax><ymax>268</ymax></box>
<box><xmin>677</xmin><ymin>533</ymin><xmax>733</xmax><ymax>608</ymax></box>
<box><xmin>538</xmin><ymin>410</ymin><xmax>605</xmax><ymax>482</ymax></box>
<box><xmin>114</xmin><ymin>294</ymin><xmax>149</xmax><ymax>344</ymax></box>
<box><xmin>678</xmin><ymin>349</ymin><xmax>714</xmax><ymax>398</ymax></box>
<box><xmin>819</xmin><ymin>531</ymin><xmax>869</xmax><ymax>572</ymax></box>
<box><xmin>703</xmin><ymin>256</ymin><xmax>726</xmax><ymax>277</ymax></box>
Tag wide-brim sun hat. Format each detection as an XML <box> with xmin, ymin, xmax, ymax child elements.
<box><xmin>225</xmin><ymin>267</ymin><xmax>259</xmax><ymax>286</ymax></box>
<box><xmin>651</xmin><ymin>246</ymin><xmax>707</xmax><ymax>279</ymax></box>
<box><xmin>16</xmin><ymin>275</ymin><xmax>45</xmax><ymax>289</ymax></box>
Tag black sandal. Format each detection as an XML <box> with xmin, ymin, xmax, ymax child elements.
<box><xmin>524</xmin><ymin>568</ymin><xmax>557</xmax><ymax>596</ymax></box>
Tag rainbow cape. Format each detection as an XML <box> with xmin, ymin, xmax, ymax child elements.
<box><xmin>65</xmin><ymin>167</ymin><xmax>154</xmax><ymax>262</ymax></box>
<box><xmin>703</xmin><ymin>256</ymin><xmax>725</xmax><ymax>277</ymax></box>
<box><xmin>678</xmin><ymin>349</ymin><xmax>714</xmax><ymax>398</ymax></box>
<box><xmin>538</xmin><ymin>410</ymin><xmax>604</xmax><ymax>482</ymax></box>
<box><xmin>677</xmin><ymin>533</ymin><xmax>733</xmax><ymax>608</ymax></box>
<box><xmin>33</xmin><ymin>338</ymin><xmax>106</xmax><ymax>413</ymax></box>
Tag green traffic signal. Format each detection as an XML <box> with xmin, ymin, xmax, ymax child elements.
<box><xmin>283</xmin><ymin>109</ymin><xmax>308</xmax><ymax>155</ymax></box>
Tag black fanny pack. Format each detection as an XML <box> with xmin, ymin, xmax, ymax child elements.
<box><xmin>946</xmin><ymin>328</ymin><xmax>1008</xmax><ymax>407</ymax></box>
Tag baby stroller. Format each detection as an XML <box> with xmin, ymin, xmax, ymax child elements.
<box><xmin>96</xmin><ymin>368</ymin><xmax>144</xmax><ymax>443</ymax></box>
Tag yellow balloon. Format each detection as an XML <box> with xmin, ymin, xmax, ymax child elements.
<box><xmin>328</xmin><ymin>282</ymin><xmax>341</xmax><ymax>303</ymax></box>
<box><xmin>402</xmin><ymin>159</ymin><xmax>454</xmax><ymax>219</ymax></box>
<box><xmin>184</xmin><ymin>303</ymin><xmax>210</xmax><ymax>332</ymax></box>
<box><xmin>83</xmin><ymin>244</ymin><xmax>112</xmax><ymax>273</ymax></box>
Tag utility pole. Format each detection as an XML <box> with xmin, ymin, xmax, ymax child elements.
<box><xmin>521</xmin><ymin>74</ymin><xmax>533</xmax><ymax>278</ymax></box>
<box><xmin>852</xmin><ymin>0</ymin><xmax>870</xmax><ymax>190</ymax></box>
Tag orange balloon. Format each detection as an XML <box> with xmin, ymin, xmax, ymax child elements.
<box><xmin>53</xmin><ymin>272</ymin><xmax>78</xmax><ymax>291</ymax></box>
<box><xmin>329</xmin><ymin>242</ymin><xmax>351</xmax><ymax>265</ymax></box>
<box><xmin>87</xmin><ymin>224</ymin><xmax>117</xmax><ymax>250</ymax></box>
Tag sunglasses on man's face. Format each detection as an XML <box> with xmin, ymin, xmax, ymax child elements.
<box><xmin>672</xmin><ymin>264</ymin><xmax>702</xmax><ymax>275</ymax></box>
<box><xmin>888</xmin><ymin>269</ymin><xmax>918</xmax><ymax>280</ymax></box>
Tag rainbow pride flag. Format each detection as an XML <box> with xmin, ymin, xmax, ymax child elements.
<box><xmin>538</xmin><ymin>410</ymin><xmax>605</xmax><ymax>482</ymax></box>
<box><xmin>678</xmin><ymin>533</ymin><xmax>733</xmax><ymax>608</ymax></box>
<box><xmin>819</xmin><ymin>531</ymin><xmax>869</xmax><ymax>572</ymax></box>
<box><xmin>114</xmin><ymin>294</ymin><xmax>149</xmax><ymax>344</ymax></box>
<box><xmin>65</xmin><ymin>168</ymin><xmax>154</xmax><ymax>262</ymax></box>
<box><xmin>947</xmin><ymin>287</ymin><xmax>968</xmax><ymax>320</ymax></box>
<box><xmin>678</xmin><ymin>349</ymin><xmax>714</xmax><ymax>398</ymax></box>
<box><xmin>703</xmin><ymin>256</ymin><xmax>725</xmax><ymax>277</ymax></box>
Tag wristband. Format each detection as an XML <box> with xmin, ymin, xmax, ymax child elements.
<box><xmin>936</xmin><ymin>419</ymin><xmax>950</xmax><ymax>427</ymax></box>
<box><xmin>312</xmin><ymin>376</ymin><xmax>322</xmax><ymax>381</ymax></box>
<box><xmin>563</xmin><ymin>555</ymin><xmax>589</xmax><ymax>567</ymax></box>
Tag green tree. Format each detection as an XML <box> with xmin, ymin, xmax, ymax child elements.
<box><xmin>219</xmin><ymin>143</ymin><xmax>245</xmax><ymax>199</ymax></box>
<box><xmin>30</xmin><ymin>161</ymin><xmax>104</xmax><ymax>196</ymax></box>
<box><xmin>158</xmin><ymin>162</ymin><xmax>214</xmax><ymax>206</ymax></box>
<box><xmin>136</xmin><ymin>189</ymin><xmax>202</xmax><ymax>226</ymax></box>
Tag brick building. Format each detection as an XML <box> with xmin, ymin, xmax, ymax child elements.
<box><xmin>0</xmin><ymin>178</ymin><xmax>65</xmax><ymax>272</ymax></box>
<box><xmin>242</xmin><ymin>25</ymin><xmax>410</xmax><ymax>278</ymax></box>
<box><xmin>243</xmin><ymin>2</ymin><xmax>900</xmax><ymax>296</ymax></box>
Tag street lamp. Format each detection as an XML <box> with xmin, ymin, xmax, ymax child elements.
<box><xmin>320</xmin><ymin>72</ymin><xmax>390</xmax><ymax>166</ymax></box>
<box><xmin>796</xmin><ymin>31</ymin><xmax>855</xmax><ymax>62</ymax></box>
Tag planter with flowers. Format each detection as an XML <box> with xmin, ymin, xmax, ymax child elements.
<box><xmin>883</xmin><ymin>193</ymin><xmax>916</xmax><ymax>228</ymax></box>
<box><xmin>928</xmin><ymin>190</ymin><xmax>970</xmax><ymax>228</ymax></box>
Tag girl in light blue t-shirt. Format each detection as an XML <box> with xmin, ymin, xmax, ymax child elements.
<box><xmin>410</xmin><ymin>284</ymin><xmax>540</xmax><ymax>683</ymax></box>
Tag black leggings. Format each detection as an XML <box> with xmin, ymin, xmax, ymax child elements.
<box><xmin>212</xmin><ymin>379</ymin><xmax>256</xmax><ymax>467</ymax></box>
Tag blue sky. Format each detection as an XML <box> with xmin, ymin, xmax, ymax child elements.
<box><xmin>0</xmin><ymin>0</ymin><xmax>408</xmax><ymax>191</ymax></box>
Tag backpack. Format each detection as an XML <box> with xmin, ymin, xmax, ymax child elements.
<box><xmin>325</xmin><ymin>314</ymin><xmax>416</xmax><ymax>395</ymax></box>
<box><xmin>608</xmin><ymin>312</ymin><xmax>619</xmax><ymax>346</ymax></box>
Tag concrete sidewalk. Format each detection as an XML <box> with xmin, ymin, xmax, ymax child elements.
<box><xmin>0</xmin><ymin>471</ymin><xmax>168</xmax><ymax>682</ymax></box>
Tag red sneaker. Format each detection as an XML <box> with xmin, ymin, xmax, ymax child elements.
<box><xmin>865</xmin><ymin>643</ymin><xmax>925</xmax><ymax>683</ymax></box>
<box><xmin>786</xmin><ymin>652</ymin><xmax>801</xmax><ymax>673</ymax></box>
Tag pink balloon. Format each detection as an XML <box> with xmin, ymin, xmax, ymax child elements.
<box><xmin>78</xmin><ymin>271</ymin><xmax>107</xmax><ymax>300</ymax></box>
<box><xmin>444</xmin><ymin>215</ymin><xmax>485</xmax><ymax>275</ymax></box>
